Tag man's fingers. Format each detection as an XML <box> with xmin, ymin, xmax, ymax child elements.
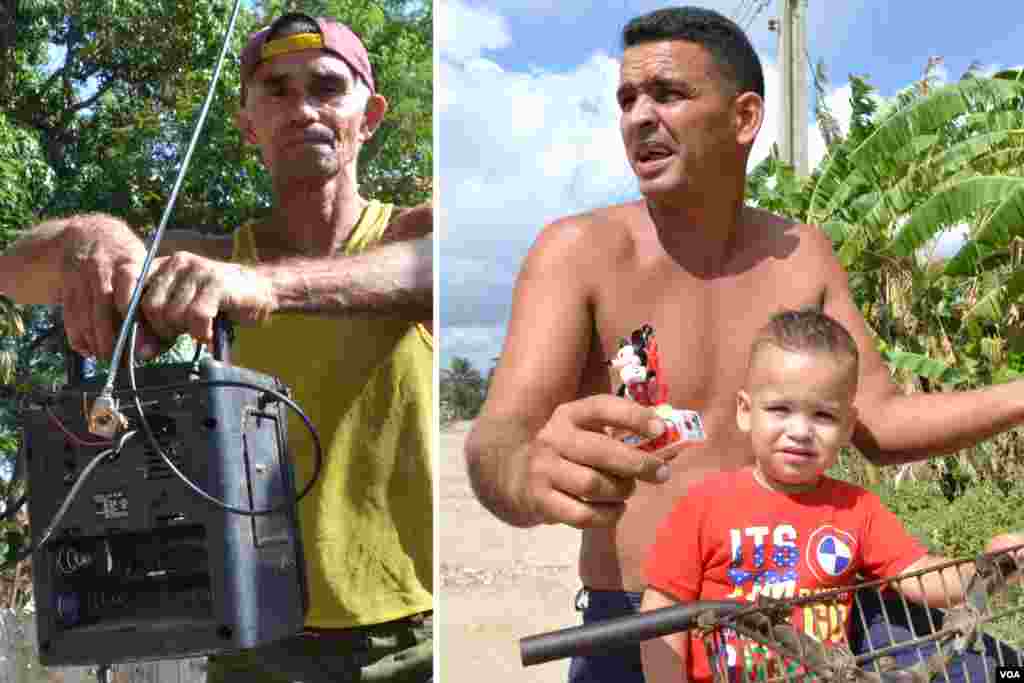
<box><xmin>112</xmin><ymin>260</ymin><xmax>142</xmax><ymax>315</ymax></box>
<box><xmin>558</xmin><ymin>394</ymin><xmax>666</xmax><ymax>441</ymax></box>
<box><xmin>518</xmin><ymin>445</ymin><xmax>639</xmax><ymax>528</ymax></box>
<box><xmin>533</xmin><ymin>491</ymin><xmax>626</xmax><ymax>529</ymax></box>
<box><xmin>187</xmin><ymin>281</ymin><xmax>221</xmax><ymax>345</ymax></box>
<box><xmin>539</xmin><ymin>417</ymin><xmax>670</xmax><ymax>484</ymax></box>
<box><xmin>140</xmin><ymin>270</ymin><xmax>179</xmax><ymax>341</ymax></box>
<box><xmin>163</xmin><ymin>278</ymin><xmax>199</xmax><ymax>334</ymax></box>
<box><xmin>550</xmin><ymin>457</ymin><xmax>638</xmax><ymax>503</ymax></box>
<box><xmin>62</xmin><ymin>285</ymin><xmax>92</xmax><ymax>358</ymax></box>
<box><xmin>91</xmin><ymin>290</ymin><xmax>118</xmax><ymax>360</ymax></box>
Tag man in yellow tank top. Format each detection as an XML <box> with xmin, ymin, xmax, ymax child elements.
<box><xmin>0</xmin><ymin>11</ymin><xmax>433</xmax><ymax>683</ymax></box>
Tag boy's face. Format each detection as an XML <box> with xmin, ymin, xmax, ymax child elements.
<box><xmin>736</xmin><ymin>345</ymin><xmax>858</xmax><ymax>491</ymax></box>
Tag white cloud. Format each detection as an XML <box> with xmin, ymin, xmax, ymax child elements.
<box><xmin>440</xmin><ymin>1</ymin><xmax>638</xmax><ymax>363</ymax></box>
<box><xmin>439</xmin><ymin>18</ymin><xmax>635</xmax><ymax>258</ymax></box>
<box><xmin>440</xmin><ymin>325</ymin><xmax>507</xmax><ymax>374</ymax></box>
<box><xmin>438</xmin><ymin>0</ymin><xmax>867</xmax><ymax>369</ymax></box>
<box><xmin>438</xmin><ymin>0</ymin><xmax>512</xmax><ymax>63</ymax></box>
<box><xmin>441</xmin><ymin>325</ymin><xmax>506</xmax><ymax>354</ymax></box>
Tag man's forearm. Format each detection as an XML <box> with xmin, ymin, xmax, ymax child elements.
<box><xmin>464</xmin><ymin>416</ymin><xmax>539</xmax><ymax>528</ymax></box>
<box><xmin>0</xmin><ymin>214</ymin><xmax>144</xmax><ymax>307</ymax></box>
<box><xmin>259</xmin><ymin>235</ymin><xmax>432</xmax><ymax>321</ymax></box>
<box><xmin>857</xmin><ymin>381</ymin><xmax>1024</xmax><ymax>465</ymax></box>
<box><xmin>0</xmin><ymin>217</ymin><xmax>77</xmax><ymax>304</ymax></box>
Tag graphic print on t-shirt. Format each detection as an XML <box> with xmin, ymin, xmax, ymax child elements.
<box><xmin>717</xmin><ymin>523</ymin><xmax>860</xmax><ymax>681</ymax></box>
<box><xmin>805</xmin><ymin>525</ymin><xmax>858</xmax><ymax>584</ymax></box>
<box><xmin>726</xmin><ymin>525</ymin><xmax>801</xmax><ymax>599</ymax></box>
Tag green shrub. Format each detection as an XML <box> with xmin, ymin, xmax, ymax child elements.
<box><xmin>876</xmin><ymin>478</ymin><xmax>1024</xmax><ymax>557</ymax></box>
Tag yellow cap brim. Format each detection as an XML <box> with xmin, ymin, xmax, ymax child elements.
<box><xmin>260</xmin><ymin>32</ymin><xmax>325</xmax><ymax>61</ymax></box>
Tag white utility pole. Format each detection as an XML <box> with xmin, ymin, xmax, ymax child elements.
<box><xmin>775</xmin><ymin>0</ymin><xmax>809</xmax><ymax>176</ymax></box>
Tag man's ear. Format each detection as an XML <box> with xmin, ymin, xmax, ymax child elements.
<box><xmin>734</xmin><ymin>91</ymin><xmax>764</xmax><ymax>147</ymax></box>
<box><xmin>736</xmin><ymin>390</ymin><xmax>752</xmax><ymax>433</ymax></box>
<box><xmin>360</xmin><ymin>94</ymin><xmax>389</xmax><ymax>141</ymax></box>
<box><xmin>235</xmin><ymin>107</ymin><xmax>259</xmax><ymax>146</ymax></box>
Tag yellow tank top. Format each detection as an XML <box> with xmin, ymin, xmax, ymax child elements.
<box><xmin>231</xmin><ymin>201</ymin><xmax>433</xmax><ymax>628</ymax></box>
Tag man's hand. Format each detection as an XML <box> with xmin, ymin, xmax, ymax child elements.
<box><xmin>57</xmin><ymin>216</ymin><xmax>161</xmax><ymax>360</ymax></box>
<box><xmin>136</xmin><ymin>252</ymin><xmax>276</xmax><ymax>346</ymax></box>
<box><xmin>493</xmin><ymin>395</ymin><xmax>679</xmax><ymax>528</ymax></box>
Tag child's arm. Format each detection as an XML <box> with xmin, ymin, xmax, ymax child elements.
<box><xmin>639</xmin><ymin>588</ymin><xmax>689</xmax><ymax>683</ymax></box>
<box><xmin>893</xmin><ymin>533</ymin><xmax>1024</xmax><ymax>608</ymax></box>
<box><xmin>891</xmin><ymin>554</ymin><xmax>974</xmax><ymax>608</ymax></box>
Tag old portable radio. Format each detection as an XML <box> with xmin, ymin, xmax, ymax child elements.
<box><xmin>23</xmin><ymin>328</ymin><xmax>309</xmax><ymax>666</ymax></box>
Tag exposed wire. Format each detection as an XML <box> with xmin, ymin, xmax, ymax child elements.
<box><xmin>0</xmin><ymin>431</ymin><xmax>137</xmax><ymax>571</ymax></box>
<box><xmin>127</xmin><ymin>322</ymin><xmax>323</xmax><ymax>517</ymax></box>
<box><xmin>46</xmin><ymin>406</ymin><xmax>114</xmax><ymax>448</ymax></box>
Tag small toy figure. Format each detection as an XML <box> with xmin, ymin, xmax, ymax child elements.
<box><xmin>607</xmin><ymin>324</ymin><xmax>705</xmax><ymax>452</ymax></box>
<box><xmin>608</xmin><ymin>324</ymin><xmax>664</xmax><ymax>407</ymax></box>
<box><xmin>609</xmin><ymin>341</ymin><xmax>656</xmax><ymax>406</ymax></box>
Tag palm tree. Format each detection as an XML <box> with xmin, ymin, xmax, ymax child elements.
<box><xmin>441</xmin><ymin>357</ymin><xmax>486</xmax><ymax>421</ymax></box>
<box><xmin>803</xmin><ymin>68</ymin><xmax>1024</xmax><ymax>389</ymax></box>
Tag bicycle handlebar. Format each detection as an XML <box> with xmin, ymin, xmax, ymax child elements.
<box><xmin>520</xmin><ymin>600</ymin><xmax>746</xmax><ymax>666</ymax></box>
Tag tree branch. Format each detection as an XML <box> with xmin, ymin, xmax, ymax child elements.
<box><xmin>70</xmin><ymin>75</ymin><xmax>116</xmax><ymax>113</ymax></box>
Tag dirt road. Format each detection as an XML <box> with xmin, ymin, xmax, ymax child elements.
<box><xmin>439</xmin><ymin>421</ymin><xmax>582</xmax><ymax>682</ymax></box>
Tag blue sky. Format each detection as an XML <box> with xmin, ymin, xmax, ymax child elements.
<box><xmin>438</xmin><ymin>0</ymin><xmax>1024</xmax><ymax>373</ymax></box>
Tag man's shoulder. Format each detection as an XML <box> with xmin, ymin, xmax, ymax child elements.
<box><xmin>553</xmin><ymin>199</ymin><xmax>647</xmax><ymax>229</ymax></box>
<box><xmin>742</xmin><ymin>206</ymin><xmax>840</xmax><ymax>268</ymax></box>
<box><xmin>744</xmin><ymin>206</ymin><xmax>829</xmax><ymax>242</ymax></box>
<box><xmin>530</xmin><ymin>200</ymin><xmax>645</xmax><ymax>258</ymax></box>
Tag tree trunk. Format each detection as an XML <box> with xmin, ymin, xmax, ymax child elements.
<box><xmin>0</xmin><ymin>0</ymin><xmax>16</xmax><ymax>95</ymax></box>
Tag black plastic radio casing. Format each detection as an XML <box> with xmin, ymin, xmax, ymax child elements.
<box><xmin>24</xmin><ymin>358</ymin><xmax>307</xmax><ymax>666</ymax></box>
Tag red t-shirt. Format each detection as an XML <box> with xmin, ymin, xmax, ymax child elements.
<box><xmin>645</xmin><ymin>468</ymin><xmax>927</xmax><ymax>682</ymax></box>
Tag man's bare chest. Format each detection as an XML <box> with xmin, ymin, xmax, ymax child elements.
<box><xmin>589</xmin><ymin>263</ymin><xmax>826</xmax><ymax>414</ymax></box>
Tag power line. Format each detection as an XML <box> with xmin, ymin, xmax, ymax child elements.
<box><xmin>743</xmin><ymin>0</ymin><xmax>773</xmax><ymax>31</ymax></box>
<box><xmin>730</xmin><ymin>0</ymin><xmax>750</xmax><ymax>22</ymax></box>
<box><xmin>731</xmin><ymin>0</ymin><xmax>756</xmax><ymax>26</ymax></box>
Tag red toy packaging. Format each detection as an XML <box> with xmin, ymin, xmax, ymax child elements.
<box><xmin>607</xmin><ymin>325</ymin><xmax>706</xmax><ymax>453</ymax></box>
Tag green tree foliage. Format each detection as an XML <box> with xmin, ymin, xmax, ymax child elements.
<box><xmin>440</xmin><ymin>357</ymin><xmax>486</xmax><ymax>423</ymax></box>
<box><xmin>759</xmin><ymin>64</ymin><xmax>1024</xmax><ymax>558</ymax></box>
<box><xmin>749</xmin><ymin>67</ymin><xmax>1024</xmax><ymax>392</ymax></box>
<box><xmin>2</xmin><ymin>0</ymin><xmax>431</xmax><ymax>235</ymax></box>
<box><xmin>0</xmin><ymin>112</ymin><xmax>53</xmax><ymax>248</ymax></box>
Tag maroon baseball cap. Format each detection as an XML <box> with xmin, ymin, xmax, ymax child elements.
<box><xmin>240</xmin><ymin>12</ymin><xmax>375</xmax><ymax>96</ymax></box>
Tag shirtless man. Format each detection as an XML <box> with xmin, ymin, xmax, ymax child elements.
<box><xmin>2</xmin><ymin>12</ymin><xmax>432</xmax><ymax>682</ymax></box>
<box><xmin>465</xmin><ymin>7</ymin><xmax>1024</xmax><ymax>682</ymax></box>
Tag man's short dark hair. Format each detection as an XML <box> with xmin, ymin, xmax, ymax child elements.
<box><xmin>622</xmin><ymin>6</ymin><xmax>764</xmax><ymax>98</ymax></box>
<box><xmin>265</xmin><ymin>12</ymin><xmax>319</xmax><ymax>43</ymax></box>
